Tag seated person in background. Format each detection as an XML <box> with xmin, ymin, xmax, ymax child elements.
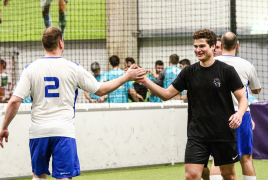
<box><xmin>84</xmin><ymin>62</ymin><xmax>107</xmax><ymax>103</ymax></box>
<box><xmin>147</xmin><ymin>60</ymin><xmax>164</xmax><ymax>102</ymax></box>
<box><xmin>179</xmin><ymin>59</ymin><xmax>191</xmax><ymax>103</ymax></box>
<box><xmin>125</xmin><ymin>57</ymin><xmax>145</xmax><ymax>102</ymax></box>
<box><xmin>155</xmin><ymin>54</ymin><xmax>183</xmax><ymax>102</ymax></box>
<box><xmin>105</xmin><ymin>55</ymin><xmax>142</xmax><ymax>103</ymax></box>
<box><xmin>0</xmin><ymin>59</ymin><xmax>12</xmax><ymax>103</ymax></box>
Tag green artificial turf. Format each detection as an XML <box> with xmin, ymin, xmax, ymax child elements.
<box><xmin>0</xmin><ymin>0</ymin><xmax>106</xmax><ymax>42</ymax></box>
<box><xmin>17</xmin><ymin>160</ymin><xmax>268</xmax><ymax>180</ymax></box>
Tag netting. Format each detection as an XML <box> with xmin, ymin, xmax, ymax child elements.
<box><xmin>0</xmin><ymin>0</ymin><xmax>267</xmax><ymax>103</ymax></box>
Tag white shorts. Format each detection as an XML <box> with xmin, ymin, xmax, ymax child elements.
<box><xmin>41</xmin><ymin>0</ymin><xmax>53</xmax><ymax>7</ymax></box>
<box><xmin>41</xmin><ymin>0</ymin><xmax>67</xmax><ymax>7</ymax></box>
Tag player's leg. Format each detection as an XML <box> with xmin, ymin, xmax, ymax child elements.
<box><xmin>185</xmin><ymin>164</ymin><xmax>204</xmax><ymax>180</ymax></box>
<box><xmin>201</xmin><ymin>166</ymin><xmax>210</xmax><ymax>180</ymax></box>
<box><xmin>58</xmin><ymin>0</ymin><xmax>67</xmax><ymax>35</ymax></box>
<box><xmin>219</xmin><ymin>163</ymin><xmax>238</xmax><ymax>180</ymax></box>
<box><xmin>209</xmin><ymin>157</ymin><xmax>223</xmax><ymax>180</ymax></box>
<box><xmin>212</xmin><ymin>141</ymin><xmax>240</xmax><ymax>180</ymax></box>
<box><xmin>41</xmin><ymin>0</ymin><xmax>53</xmax><ymax>28</ymax></box>
<box><xmin>184</xmin><ymin>139</ymin><xmax>211</xmax><ymax>180</ymax></box>
<box><xmin>236</xmin><ymin>111</ymin><xmax>256</xmax><ymax>179</ymax></box>
<box><xmin>51</xmin><ymin>137</ymin><xmax>81</xmax><ymax>179</ymax></box>
<box><xmin>30</xmin><ymin>138</ymin><xmax>52</xmax><ymax>180</ymax></box>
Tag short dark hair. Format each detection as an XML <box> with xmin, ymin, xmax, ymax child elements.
<box><xmin>91</xmin><ymin>62</ymin><xmax>100</xmax><ymax>72</ymax></box>
<box><xmin>221</xmin><ymin>32</ymin><xmax>237</xmax><ymax>51</ymax></box>
<box><xmin>109</xmin><ymin>55</ymin><xmax>120</xmax><ymax>67</ymax></box>
<box><xmin>0</xmin><ymin>59</ymin><xmax>6</xmax><ymax>69</ymax></box>
<box><xmin>169</xmin><ymin>54</ymin><xmax>179</xmax><ymax>64</ymax></box>
<box><xmin>193</xmin><ymin>29</ymin><xmax>217</xmax><ymax>47</ymax></box>
<box><xmin>42</xmin><ymin>27</ymin><xmax>63</xmax><ymax>51</ymax></box>
<box><xmin>125</xmin><ymin>57</ymin><xmax>135</xmax><ymax>64</ymax></box>
<box><xmin>179</xmin><ymin>59</ymin><xmax>191</xmax><ymax>66</ymax></box>
<box><xmin>217</xmin><ymin>38</ymin><xmax>221</xmax><ymax>42</ymax></box>
<box><xmin>155</xmin><ymin>60</ymin><xmax>164</xmax><ymax>66</ymax></box>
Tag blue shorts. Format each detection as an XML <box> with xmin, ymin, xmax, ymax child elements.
<box><xmin>30</xmin><ymin>137</ymin><xmax>80</xmax><ymax>179</ymax></box>
<box><xmin>236</xmin><ymin>111</ymin><xmax>253</xmax><ymax>158</ymax></box>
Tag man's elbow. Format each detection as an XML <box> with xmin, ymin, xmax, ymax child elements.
<box><xmin>94</xmin><ymin>90</ymin><xmax>105</xmax><ymax>96</ymax></box>
<box><xmin>251</xmin><ymin>88</ymin><xmax>261</xmax><ymax>94</ymax></box>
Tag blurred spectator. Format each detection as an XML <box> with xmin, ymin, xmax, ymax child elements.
<box><xmin>147</xmin><ymin>60</ymin><xmax>164</xmax><ymax>102</ymax></box>
<box><xmin>84</xmin><ymin>62</ymin><xmax>107</xmax><ymax>103</ymax></box>
<box><xmin>104</xmin><ymin>55</ymin><xmax>142</xmax><ymax>103</ymax></box>
<box><xmin>213</xmin><ymin>38</ymin><xmax>222</xmax><ymax>57</ymax></box>
<box><xmin>179</xmin><ymin>59</ymin><xmax>191</xmax><ymax>102</ymax></box>
<box><xmin>0</xmin><ymin>59</ymin><xmax>12</xmax><ymax>103</ymax></box>
<box><xmin>125</xmin><ymin>57</ymin><xmax>146</xmax><ymax>102</ymax></box>
<box><xmin>155</xmin><ymin>54</ymin><xmax>183</xmax><ymax>102</ymax></box>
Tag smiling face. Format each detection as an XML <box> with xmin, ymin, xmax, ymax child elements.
<box><xmin>194</xmin><ymin>38</ymin><xmax>215</xmax><ymax>62</ymax></box>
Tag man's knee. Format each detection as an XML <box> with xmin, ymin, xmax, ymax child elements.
<box><xmin>221</xmin><ymin>171</ymin><xmax>236</xmax><ymax>180</ymax></box>
<box><xmin>185</xmin><ymin>171</ymin><xmax>201</xmax><ymax>180</ymax></box>
<box><xmin>240</xmin><ymin>154</ymin><xmax>252</xmax><ymax>164</ymax></box>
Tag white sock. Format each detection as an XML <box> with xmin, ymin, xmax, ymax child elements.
<box><xmin>210</xmin><ymin>175</ymin><xmax>223</xmax><ymax>180</ymax></box>
<box><xmin>243</xmin><ymin>175</ymin><xmax>256</xmax><ymax>180</ymax></box>
<box><xmin>32</xmin><ymin>178</ymin><xmax>46</xmax><ymax>180</ymax></box>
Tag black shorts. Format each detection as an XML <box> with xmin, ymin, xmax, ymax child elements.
<box><xmin>185</xmin><ymin>138</ymin><xmax>240</xmax><ymax>166</ymax></box>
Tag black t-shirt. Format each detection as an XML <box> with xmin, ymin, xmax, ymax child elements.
<box><xmin>172</xmin><ymin>60</ymin><xmax>243</xmax><ymax>142</ymax></box>
<box><xmin>128</xmin><ymin>82</ymin><xmax>148</xmax><ymax>102</ymax></box>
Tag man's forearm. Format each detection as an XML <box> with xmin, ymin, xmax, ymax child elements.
<box><xmin>237</xmin><ymin>96</ymin><xmax>248</xmax><ymax>116</ymax></box>
<box><xmin>1</xmin><ymin>96</ymin><xmax>21</xmax><ymax>130</ymax></box>
<box><xmin>95</xmin><ymin>75</ymin><xmax>128</xmax><ymax>96</ymax></box>
<box><xmin>143</xmin><ymin>77</ymin><xmax>170</xmax><ymax>101</ymax></box>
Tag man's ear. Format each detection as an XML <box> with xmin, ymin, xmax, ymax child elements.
<box><xmin>59</xmin><ymin>39</ymin><xmax>64</xmax><ymax>49</ymax></box>
<box><xmin>236</xmin><ymin>43</ymin><xmax>239</xmax><ymax>51</ymax></box>
<box><xmin>221</xmin><ymin>44</ymin><xmax>223</xmax><ymax>50</ymax></box>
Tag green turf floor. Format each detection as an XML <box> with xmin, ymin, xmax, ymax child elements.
<box><xmin>0</xmin><ymin>0</ymin><xmax>106</xmax><ymax>41</ymax></box>
<box><xmin>17</xmin><ymin>160</ymin><xmax>268</xmax><ymax>180</ymax></box>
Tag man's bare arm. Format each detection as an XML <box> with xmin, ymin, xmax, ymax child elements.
<box><xmin>229</xmin><ymin>88</ymin><xmax>248</xmax><ymax>129</ymax></box>
<box><xmin>0</xmin><ymin>95</ymin><xmax>22</xmax><ymax>148</ymax></box>
<box><xmin>251</xmin><ymin>88</ymin><xmax>261</xmax><ymax>94</ymax></box>
<box><xmin>95</xmin><ymin>65</ymin><xmax>146</xmax><ymax>96</ymax></box>
<box><xmin>141</xmin><ymin>76</ymin><xmax>180</xmax><ymax>101</ymax></box>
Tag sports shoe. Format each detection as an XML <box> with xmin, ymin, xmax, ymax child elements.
<box><xmin>4</xmin><ymin>0</ymin><xmax>9</xmax><ymax>6</ymax></box>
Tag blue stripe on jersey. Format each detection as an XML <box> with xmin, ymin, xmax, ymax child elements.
<box><xmin>25</xmin><ymin>63</ymin><xmax>32</xmax><ymax>69</ymax></box>
<box><xmin>71</xmin><ymin>61</ymin><xmax>79</xmax><ymax>66</ymax></box>
<box><xmin>73</xmin><ymin>88</ymin><xmax>78</xmax><ymax>118</ymax></box>
<box><xmin>245</xmin><ymin>86</ymin><xmax>249</xmax><ymax>99</ymax></box>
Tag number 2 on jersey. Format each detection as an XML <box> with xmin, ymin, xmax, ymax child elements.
<box><xmin>44</xmin><ymin>77</ymin><xmax>60</xmax><ymax>97</ymax></box>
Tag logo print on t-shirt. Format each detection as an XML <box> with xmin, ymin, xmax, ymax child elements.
<box><xmin>213</xmin><ymin>78</ymin><xmax>221</xmax><ymax>87</ymax></box>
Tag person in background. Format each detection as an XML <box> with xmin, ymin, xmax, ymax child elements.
<box><xmin>179</xmin><ymin>59</ymin><xmax>191</xmax><ymax>103</ymax></box>
<box><xmin>0</xmin><ymin>59</ymin><xmax>12</xmax><ymax>103</ymax></box>
<box><xmin>147</xmin><ymin>60</ymin><xmax>164</xmax><ymax>102</ymax></box>
<box><xmin>155</xmin><ymin>54</ymin><xmax>183</xmax><ymax>102</ymax></box>
<box><xmin>125</xmin><ymin>57</ymin><xmax>146</xmax><ymax>102</ymax></box>
<box><xmin>84</xmin><ymin>62</ymin><xmax>107</xmax><ymax>103</ymax></box>
<box><xmin>41</xmin><ymin>0</ymin><xmax>68</xmax><ymax>35</ymax></box>
<box><xmin>209</xmin><ymin>32</ymin><xmax>261</xmax><ymax>180</ymax></box>
<box><xmin>214</xmin><ymin>38</ymin><xmax>222</xmax><ymax>57</ymax></box>
<box><xmin>105</xmin><ymin>55</ymin><xmax>142</xmax><ymax>103</ymax></box>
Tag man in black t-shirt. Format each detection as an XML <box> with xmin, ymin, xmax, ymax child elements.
<box><xmin>136</xmin><ymin>29</ymin><xmax>248</xmax><ymax>180</ymax></box>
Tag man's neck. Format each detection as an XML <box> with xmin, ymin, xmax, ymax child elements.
<box><xmin>200</xmin><ymin>57</ymin><xmax>215</xmax><ymax>67</ymax></box>
<box><xmin>222</xmin><ymin>49</ymin><xmax>236</xmax><ymax>56</ymax></box>
<box><xmin>113</xmin><ymin>66</ymin><xmax>120</xmax><ymax>69</ymax></box>
<box><xmin>44</xmin><ymin>50</ymin><xmax>62</xmax><ymax>57</ymax></box>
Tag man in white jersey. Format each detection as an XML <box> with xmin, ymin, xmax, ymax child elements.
<box><xmin>0</xmin><ymin>27</ymin><xmax>146</xmax><ymax>180</ymax></box>
<box><xmin>209</xmin><ymin>32</ymin><xmax>261</xmax><ymax>180</ymax></box>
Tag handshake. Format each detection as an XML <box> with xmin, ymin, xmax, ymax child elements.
<box><xmin>125</xmin><ymin>64</ymin><xmax>147</xmax><ymax>83</ymax></box>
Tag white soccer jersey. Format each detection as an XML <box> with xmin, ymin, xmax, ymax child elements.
<box><xmin>217</xmin><ymin>55</ymin><xmax>261</xmax><ymax>111</ymax></box>
<box><xmin>13</xmin><ymin>57</ymin><xmax>101</xmax><ymax>139</ymax></box>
